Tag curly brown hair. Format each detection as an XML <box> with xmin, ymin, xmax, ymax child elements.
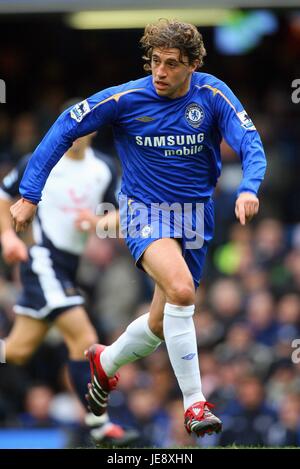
<box><xmin>140</xmin><ymin>19</ymin><xmax>206</xmax><ymax>72</ymax></box>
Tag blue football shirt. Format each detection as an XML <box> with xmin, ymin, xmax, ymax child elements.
<box><xmin>20</xmin><ymin>72</ymin><xmax>267</xmax><ymax>204</ymax></box>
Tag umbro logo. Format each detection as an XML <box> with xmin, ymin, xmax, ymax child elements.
<box><xmin>193</xmin><ymin>408</ymin><xmax>201</xmax><ymax>416</ymax></box>
<box><xmin>135</xmin><ymin>116</ymin><xmax>156</xmax><ymax>122</ymax></box>
<box><xmin>181</xmin><ymin>353</ymin><xmax>196</xmax><ymax>360</ymax></box>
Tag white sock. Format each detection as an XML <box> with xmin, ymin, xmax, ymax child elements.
<box><xmin>100</xmin><ymin>313</ymin><xmax>162</xmax><ymax>377</ymax></box>
<box><xmin>163</xmin><ymin>303</ymin><xmax>206</xmax><ymax>410</ymax></box>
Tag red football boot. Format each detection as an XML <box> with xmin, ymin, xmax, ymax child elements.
<box><xmin>184</xmin><ymin>401</ymin><xmax>222</xmax><ymax>437</ymax></box>
<box><xmin>85</xmin><ymin>344</ymin><xmax>119</xmax><ymax>416</ymax></box>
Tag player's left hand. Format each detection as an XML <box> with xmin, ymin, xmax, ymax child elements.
<box><xmin>235</xmin><ymin>192</ymin><xmax>259</xmax><ymax>226</ymax></box>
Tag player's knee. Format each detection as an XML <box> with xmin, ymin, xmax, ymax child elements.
<box><xmin>166</xmin><ymin>281</ymin><xmax>195</xmax><ymax>306</ymax></box>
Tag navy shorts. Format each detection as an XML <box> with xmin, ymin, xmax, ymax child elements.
<box><xmin>14</xmin><ymin>241</ymin><xmax>84</xmax><ymax>321</ymax></box>
<box><xmin>119</xmin><ymin>193</ymin><xmax>214</xmax><ymax>289</ymax></box>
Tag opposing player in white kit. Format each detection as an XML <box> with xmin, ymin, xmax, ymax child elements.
<box><xmin>0</xmin><ymin>132</ymin><xmax>137</xmax><ymax>446</ymax></box>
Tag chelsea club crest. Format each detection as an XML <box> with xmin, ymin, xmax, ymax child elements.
<box><xmin>185</xmin><ymin>103</ymin><xmax>205</xmax><ymax>128</ymax></box>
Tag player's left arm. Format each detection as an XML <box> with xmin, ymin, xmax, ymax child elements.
<box><xmin>213</xmin><ymin>80</ymin><xmax>267</xmax><ymax>225</ymax></box>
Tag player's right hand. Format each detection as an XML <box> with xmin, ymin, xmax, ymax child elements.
<box><xmin>0</xmin><ymin>229</ymin><xmax>28</xmax><ymax>263</ymax></box>
<box><xmin>10</xmin><ymin>198</ymin><xmax>37</xmax><ymax>233</ymax></box>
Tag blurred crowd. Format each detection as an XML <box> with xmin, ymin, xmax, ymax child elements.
<box><xmin>0</xmin><ymin>11</ymin><xmax>300</xmax><ymax>448</ymax></box>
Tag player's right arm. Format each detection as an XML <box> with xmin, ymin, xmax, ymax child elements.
<box><xmin>0</xmin><ymin>157</ymin><xmax>29</xmax><ymax>262</ymax></box>
<box><xmin>10</xmin><ymin>85</ymin><xmax>124</xmax><ymax>231</ymax></box>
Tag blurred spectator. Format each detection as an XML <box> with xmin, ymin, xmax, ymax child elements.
<box><xmin>147</xmin><ymin>357</ymin><xmax>176</xmax><ymax>407</ymax></box>
<box><xmin>219</xmin><ymin>375</ymin><xmax>277</xmax><ymax>446</ymax></box>
<box><xmin>194</xmin><ymin>308</ymin><xmax>225</xmax><ymax>348</ymax></box>
<box><xmin>253</xmin><ymin>219</ymin><xmax>286</xmax><ymax>268</ymax></box>
<box><xmin>213</xmin><ymin>223</ymin><xmax>253</xmax><ymax>276</ymax></box>
<box><xmin>126</xmin><ymin>387</ymin><xmax>168</xmax><ymax>447</ymax></box>
<box><xmin>240</xmin><ymin>267</ymin><xmax>270</xmax><ymax>295</ymax></box>
<box><xmin>277</xmin><ymin>294</ymin><xmax>300</xmax><ymax>327</ymax></box>
<box><xmin>215</xmin><ymin>323</ymin><xmax>274</xmax><ymax>377</ymax></box>
<box><xmin>265</xmin><ymin>361</ymin><xmax>300</xmax><ymax>411</ymax></box>
<box><xmin>284</xmin><ymin>249</ymin><xmax>300</xmax><ymax>292</ymax></box>
<box><xmin>105</xmin><ymin>362</ymin><xmax>147</xmax><ymax>429</ymax></box>
<box><xmin>19</xmin><ymin>384</ymin><xmax>56</xmax><ymax>428</ymax></box>
<box><xmin>276</xmin><ymin>294</ymin><xmax>300</xmax><ymax>354</ymax></box>
<box><xmin>246</xmin><ymin>290</ymin><xmax>278</xmax><ymax>346</ymax></box>
<box><xmin>209</xmin><ymin>359</ymin><xmax>248</xmax><ymax>413</ymax></box>
<box><xmin>198</xmin><ymin>351</ymin><xmax>220</xmax><ymax>398</ymax></box>
<box><xmin>267</xmin><ymin>393</ymin><xmax>300</xmax><ymax>446</ymax></box>
<box><xmin>208</xmin><ymin>279</ymin><xmax>244</xmax><ymax>332</ymax></box>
